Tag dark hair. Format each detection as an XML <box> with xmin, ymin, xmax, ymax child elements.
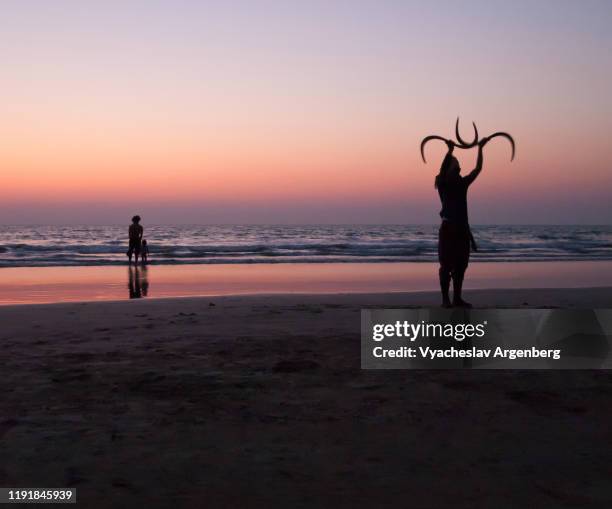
<box><xmin>434</xmin><ymin>154</ymin><xmax>458</xmax><ymax>189</ymax></box>
<box><xmin>142</xmin><ymin>239</ymin><xmax>147</xmax><ymax>245</ymax></box>
<box><xmin>132</xmin><ymin>215</ymin><xmax>141</xmax><ymax>223</ymax></box>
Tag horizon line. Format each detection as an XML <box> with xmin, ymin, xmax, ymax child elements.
<box><xmin>0</xmin><ymin>223</ymin><xmax>610</xmax><ymax>228</ymax></box>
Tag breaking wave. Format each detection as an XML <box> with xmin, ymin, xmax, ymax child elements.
<box><xmin>0</xmin><ymin>225</ymin><xmax>610</xmax><ymax>267</ymax></box>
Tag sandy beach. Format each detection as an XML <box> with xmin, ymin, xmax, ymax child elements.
<box><xmin>2</xmin><ymin>287</ymin><xmax>612</xmax><ymax>508</ymax></box>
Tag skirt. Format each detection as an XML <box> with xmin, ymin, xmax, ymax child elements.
<box><xmin>438</xmin><ymin>221</ymin><xmax>470</xmax><ymax>272</ymax></box>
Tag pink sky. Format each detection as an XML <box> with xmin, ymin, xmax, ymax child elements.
<box><xmin>1</xmin><ymin>1</ymin><xmax>611</xmax><ymax>224</ymax></box>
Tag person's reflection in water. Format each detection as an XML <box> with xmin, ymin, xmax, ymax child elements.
<box><xmin>128</xmin><ymin>265</ymin><xmax>149</xmax><ymax>299</ymax></box>
<box><xmin>141</xmin><ymin>265</ymin><xmax>149</xmax><ymax>297</ymax></box>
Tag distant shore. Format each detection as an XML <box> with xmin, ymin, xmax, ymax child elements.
<box><xmin>1</xmin><ymin>260</ymin><xmax>612</xmax><ymax>305</ymax></box>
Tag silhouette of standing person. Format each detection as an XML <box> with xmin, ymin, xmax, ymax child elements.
<box><xmin>127</xmin><ymin>215</ymin><xmax>143</xmax><ymax>265</ymax></box>
<box><xmin>436</xmin><ymin>137</ymin><xmax>489</xmax><ymax>307</ymax></box>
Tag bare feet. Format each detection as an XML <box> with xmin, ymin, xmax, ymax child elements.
<box><xmin>441</xmin><ymin>299</ymin><xmax>453</xmax><ymax>308</ymax></box>
<box><xmin>453</xmin><ymin>298</ymin><xmax>472</xmax><ymax>308</ymax></box>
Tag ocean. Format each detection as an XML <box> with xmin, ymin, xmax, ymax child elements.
<box><xmin>0</xmin><ymin>225</ymin><xmax>610</xmax><ymax>268</ymax></box>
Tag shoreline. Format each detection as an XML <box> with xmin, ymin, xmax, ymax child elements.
<box><xmin>1</xmin><ymin>286</ymin><xmax>611</xmax><ymax>312</ymax></box>
<box><xmin>1</xmin><ymin>260</ymin><xmax>612</xmax><ymax>305</ymax></box>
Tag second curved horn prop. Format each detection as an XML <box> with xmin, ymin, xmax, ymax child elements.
<box><xmin>455</xmin><ymin>117</ymin><xmax>479</xmax><ymax>148</ymax></box>
<box><xmin>486</xmin><ymin>132</ymin><xmax>515</xmax><ymax>161</ymax></box>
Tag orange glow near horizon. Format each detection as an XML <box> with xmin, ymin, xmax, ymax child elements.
<box><xmin>1</xmin><ymin>2</ymin><xmax>611</xmax><ymax>223</ymax></box>
<box><xmin>2</xmin><ymin>128</ymin><xmax>608</xmax><ymax>206</ymax></box>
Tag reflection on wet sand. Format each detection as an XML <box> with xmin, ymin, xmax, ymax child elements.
<box><xmin>1</xmin><ymin>261</ymin><xmax>612</xmax><ymax>305</ymax></box>
<box><xmin>128</xmin><ymin>266</ymin><xmax>149</xmax><ymax>299</ymax></box>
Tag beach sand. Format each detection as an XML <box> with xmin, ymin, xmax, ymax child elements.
<box><xmin>2</xmin><ymin>288</ymin><xmax>612</xmax><ymax>508</ymax></box>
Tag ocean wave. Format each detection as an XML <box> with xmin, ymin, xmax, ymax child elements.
<box><xmin>0</xmin><ymin>225</ymin><xmax>610</xmax><ymax>267</ymax></box>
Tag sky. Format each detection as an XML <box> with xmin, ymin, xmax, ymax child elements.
<box><xmin>1</xmin><ymin>0</ymin><xmax>611</xmax><ymax>224</ymax></box>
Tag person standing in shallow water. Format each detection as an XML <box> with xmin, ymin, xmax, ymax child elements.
<box><xmin>436</xmin><ymin>137</ymin><xmax>489</xmax><ymax>308</ymax></box>
<box><xmin>127</xmin><ymin>215</ymin><xmax>143</xmax><ymax>265</ymax></box>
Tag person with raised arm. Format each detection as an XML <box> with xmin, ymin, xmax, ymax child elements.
<box><xmin>435</xmin><ymin>137</ymin><xmax>489</xmax><ymax>307</ymax></box>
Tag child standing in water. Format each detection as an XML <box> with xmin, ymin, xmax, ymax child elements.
<box><xmin>141</xmin><ymin>239</ymin><xmax>149</xmax><ymax>265</ymax></box>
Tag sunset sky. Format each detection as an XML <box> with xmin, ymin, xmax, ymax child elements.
<box><xmin>1</xmin><ymin>0</ymin><xmax>611</xmax><ymax>224</ymax></box>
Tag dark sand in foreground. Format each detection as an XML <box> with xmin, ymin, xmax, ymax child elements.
<box><xmin>2</xmin><ymin>288</ymin><xmax>612</xmax><ymax>508</ymax></box>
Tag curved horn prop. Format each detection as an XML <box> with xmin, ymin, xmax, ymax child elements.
<box><xmin>420</xmin><ymin>135</ymin><xmax>449</xmax><ymax>163</ymax></box>
<box><xmin>455</xmin><ymin>117</ymin><xmax>479</xmax><ymax>148</ymax></box>
<box><xmin>486</xmin><ymin>132</ymin><xmax>515</xmax><ymax>161</ymax></box>
<box><xmin>420</xmin><ymin>133</ymin><xmax>482</xmax><ymax>163</ymax></box>
<box><xmin>420</xmin><ymin>121</ymin><xmax>515</xmax><ymax>165</ymax></box>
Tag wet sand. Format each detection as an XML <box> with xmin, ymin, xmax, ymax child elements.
<box><xmin>1</xmin><ymin>260</ymin><xmax>612</xmax><ymax>304</ymax></box>
<box><xmin>1</xmin><ymin>288</ymin><xmax>612</xmax><ymax>508</ymax></box>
